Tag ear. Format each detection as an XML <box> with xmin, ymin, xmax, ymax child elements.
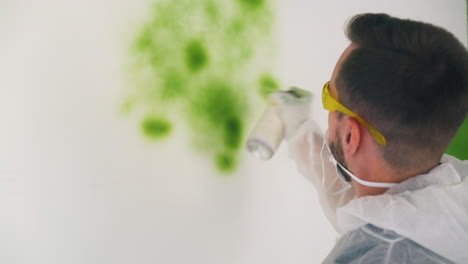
<box><xmin>341</xmin><ymin>116</ymin><xmax>361</xmax><ymax>157</ymax></box>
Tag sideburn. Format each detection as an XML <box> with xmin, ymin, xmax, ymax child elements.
<box><xmin>329</xmin><ymin>132</ymin><xmax>352</xmax><ymax>182</ymax></box>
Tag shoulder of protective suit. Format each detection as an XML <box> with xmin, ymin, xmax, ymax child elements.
<box><xmin>322</xmin><ymin>224</ymin><xmax>455</xmax><ymax>264</ymax></box>
<box><xmin>442</xmin><ymin>154</ymin><xmax>468</xmax><ymax>179</ymax></box>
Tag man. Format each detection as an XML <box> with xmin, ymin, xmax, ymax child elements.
<box><xmin>285</xmin><ymin>13</ymin><xmax>468</xmax><ymax>263</ymax></box>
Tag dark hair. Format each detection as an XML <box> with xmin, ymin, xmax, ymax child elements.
<box><xmin>337</xmin><ymin>13</ymin><xmax>468</xmax><ymax>169</ymax></box>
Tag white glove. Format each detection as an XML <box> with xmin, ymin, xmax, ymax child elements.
<box><xmin>246</xmin><ymin>88</ymin><xmax>312</xmax><ymax>160</ymax></box>
<box><xmin>269</xmin><ymin>87</ymin><xmax>313</xmax><ymax>140</ymax></box>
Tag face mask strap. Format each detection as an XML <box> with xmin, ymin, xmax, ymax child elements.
<box><xmin>331</xmin><ymin>182</ymin><xmax>352</xmax><ymax>195</ymax></box>
<box><xmin>333</xmin><ymin>158</ymin><xmax>398</xmax><ymax>188</ymax></box>
<box><xmin>321</xmin><ymin>136</ymin><xmax>352</xmax><ymax>195</ymax></box>
<box><xmin>324</xmin><ymin>137</ymin><xmax>398</xmax><ymax>189</ymax></box>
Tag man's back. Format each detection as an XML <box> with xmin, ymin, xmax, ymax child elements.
<box><xmin>327</xmin><ymin>154</ymin><xmax>468</xmax><ymax>263</ymax></box>
<box><xmin>323</xmin><ymin>224</ymin><xmax>454</xmax><ymax>264</ymax></box>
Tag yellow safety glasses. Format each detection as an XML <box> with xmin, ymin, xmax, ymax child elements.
<box><xmin>322</xmin><ymin>81</ymin><xmax>387</xmax><ymax>146</ymax></box>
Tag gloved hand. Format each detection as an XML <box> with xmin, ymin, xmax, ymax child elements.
<box><xmin>245</xmin><ymin>87</ymin><xmax>312</xmax><ymax>160</ymax></box>
<box><xmin>268</xmin><ymin>87</ymin><xmax>313</xmax><ymax>140</ymax></box>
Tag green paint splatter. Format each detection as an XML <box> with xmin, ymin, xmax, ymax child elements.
<box><xmin>204</xmin><ymin>1</ymin><xmax>220</xmax><ymax>23</ymax></box>
<box><xmin>223</xmin><ymin>116</ymin><xmax>243</xmax><ymax>150</ymax></box>
<box><xmin>126</xmin><ymin>0</ymin><xmax>279</xmax><ymax>173</ymax></box>
<box><xmin>215</xmin><ymin>152</ymin><xmax>237</xmax><ymax>173</ymax></box>
<box><xmin>190</xmin><ymin>80</ymin><xmax>246</xmax><ymax>125</ymax></box>
<box><xmin>238</xmin><ymin>0</ymin><xmax>265</xmax><ymax>9</ymax></box>
<box><xmin>185</xmin><ymin>40</ymin><xmax>209</xmax><ymax>73</ymax></box>
<box><xmin>161</xmin><ymin>70</ymin><xmax>187</xmax><ymax>100</ymax></box>
<box><xmin>258</xmin><ymin>74</ymin><xmax>280</xmax><ymax>98</ymax></box>
<box><xmin>141</xmin><ymin>117</ymin><xmax>172</xmax><ymax>139</ymax></box>
<box><xmin>134</xmin><ymin>26</ymin><xmax>154</xmax><ymax>52</ymax></box>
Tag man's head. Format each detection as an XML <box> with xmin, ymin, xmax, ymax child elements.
<box><xmin>327</xmin><ymin>13</ymin><xmax>468</xmax><ymax>187</ymax></box>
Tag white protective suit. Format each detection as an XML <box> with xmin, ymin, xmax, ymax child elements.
<box><xmin>287</xmin><ymin>120</ymin><xmax>468</xmax><ymax>263</ymax></box>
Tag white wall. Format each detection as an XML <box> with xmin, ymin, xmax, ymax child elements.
<box><xmin>0</xmin><ymin>0</ymin><xmax>465</xmax><ymax>263</ymax></box>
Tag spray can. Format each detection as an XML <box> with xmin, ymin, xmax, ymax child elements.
<box><xmin>246</xmin><ymin>87</ymin><xmax>312</xmax><ymax>160</ymax></box>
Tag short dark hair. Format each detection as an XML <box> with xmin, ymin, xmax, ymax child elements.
<box><xmin>336</xmin><ymin>13</ymin><xmax>468</xmax><ymax>169</ymax></box>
